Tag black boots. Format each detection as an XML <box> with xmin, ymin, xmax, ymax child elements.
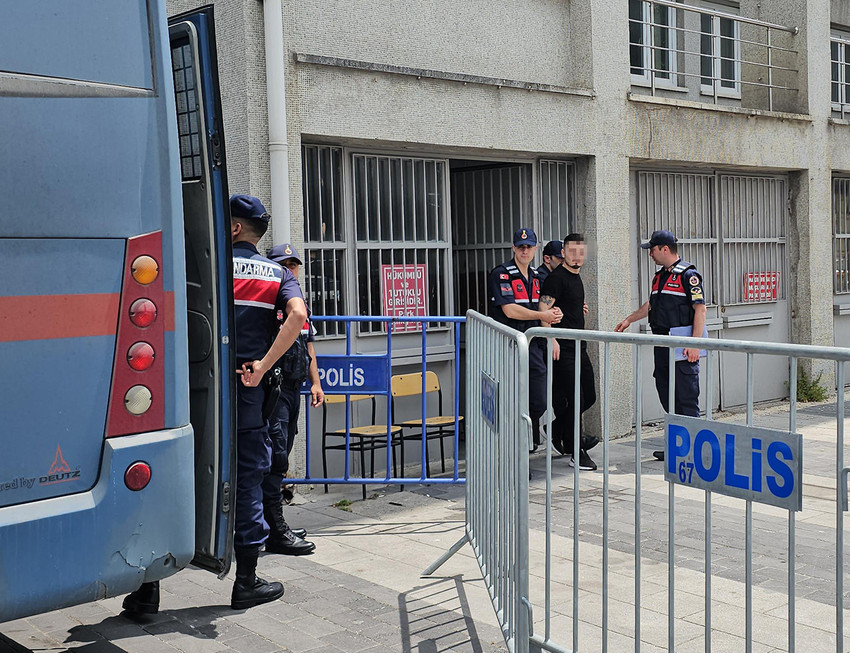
<box><xmin>122</xmin><ymin>581</ymin><xmax>160</xmax><ymax>615</ymax></box>
<box><xmin>231</xmin><ymin>546</ymin><xmax>284</xmax><ymax>610</ymax></box>
<box><xmin>264</xmin><ymin>500</ymin><xmax>315</xmax><ymax>556</ymax></box>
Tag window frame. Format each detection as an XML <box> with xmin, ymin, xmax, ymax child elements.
<box><xmin>831</xmin><ymin>33</ymin><xmax>850</xmax><ymax>118</ymax></box>
<box><xmin>629</xmin><ymin>0</ymin><xmax>681</xmax><ymax>90</ymax></box>
<box><xmin>699</xmin><ymin>11</ymin><xmax>742</xmax><ymax>99</ymax></box>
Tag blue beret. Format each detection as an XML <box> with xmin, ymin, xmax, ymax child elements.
<box><xmin>230</xmin><ymin>194</ymin><xmax>270</xmax><ymax>222</ymax></box>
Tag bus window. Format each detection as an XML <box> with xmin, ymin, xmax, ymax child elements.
<box><xmin>0</xmin><ymin>2</ymin><xmax>235</xmax><ymax>623</ymax></box>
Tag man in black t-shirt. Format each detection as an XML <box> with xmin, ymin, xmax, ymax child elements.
<box><xmin>538</xmin><ymin>234</ymin><xmax>598</xmax><ymax>470</ymax></box>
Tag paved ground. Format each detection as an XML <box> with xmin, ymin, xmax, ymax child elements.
<box><xmin>2</xmin><ymin>396</ymin><xmax>848</xmax><ymax>652</ymax></box>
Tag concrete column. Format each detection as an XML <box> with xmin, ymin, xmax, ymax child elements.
<box><xmin>788</xmin><ymin>1</ymin><xmax>835</xmax><ymax>387</ymax></box>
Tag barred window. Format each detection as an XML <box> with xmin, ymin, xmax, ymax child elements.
<box><xmin>302</xmin><ymin>147</ymin><xmax>451</xmax><ymax>337</ymax></box>
<box><xmin>834</xmin><ymin>177</ymin><xmax>850</xmax><ymax>294</ymax></box>
<box><xmin>636</xmin><ymin>171</ymin><xmax>787</xmax><ymax>307</ymax></box>
<box><xmin>719</xmin><ymin>175</ymin><xmax>786</xmax><ymax>305</ymax></box>
<box><xmin>170</xmin><ymin>40</ymin><xmax>202</xmax><ymax>181</ymax></box>
<box><xmin>636</xmin><ymin>171</ymin><xmax>718</xmax><ymax>306</ymax></box>
<box><xmin>302</xmin><ymin>145</ymin><xmax>346</xmax><ymax>337</ymax></box>
<box><xmin>351</xmin><ymin>154</ymin><xmax>450</xmax><ymax>334</ymax></box>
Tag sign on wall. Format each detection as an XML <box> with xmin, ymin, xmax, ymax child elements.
<box><xmin>743</xmin><ymin>272</ymin><xmax>779</xmax><ymax>302</ymax></box>
<box><xmin>664</xmin><ymin>414</ymin><xmax>802</xmax><ymax>511</ymax></box>
<box><xmin>381</xmin><ymin>264</ymin><xmax>427</xmax><ymax>332</ymax></box>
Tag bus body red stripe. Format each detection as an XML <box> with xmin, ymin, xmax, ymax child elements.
<box><xmin>0</xmin><ymin>291</ymin><xmax>176</xmax><ymax>343</ymax></box>
<box><xmin>0</xmin><ymin>294</ymin><xmax>120</xmax><ymax>342</ymax></box>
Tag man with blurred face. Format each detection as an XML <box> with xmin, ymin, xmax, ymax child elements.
<box><xmin>488</xmin><ymin>228</ymin><xmax>563</xmax><ymax>451</ymax></box>
<box><xmin>615</xmin><ymin>230</ymin><xmax>706</xmax><ymax>461</ymax></box>
<box><xmin>539</xmin><ymin>234</ymin><xmax>598</xmax><ymax>470</ymax></box>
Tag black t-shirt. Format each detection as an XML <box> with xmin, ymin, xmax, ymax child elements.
<box><xmin>540</xmin><ymin>265</ymin><xmax>585</xmax><ymax>332</ymax></box>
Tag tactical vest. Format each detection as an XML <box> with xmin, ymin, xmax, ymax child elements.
<box><xmin>490</xmin><ymin>262</ymin><xmax>541</xmax><ymax>333</ymax></box>
<box><xmin>649</xmin><ymin>259</ymin><xmax>697</xmax><ymax>334</ymax></box>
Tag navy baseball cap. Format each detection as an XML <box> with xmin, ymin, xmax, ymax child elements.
<box><xmin>513</xmin><ymin>228</ymin><xmax>538</xmax><ymax>247</ymax></box>
<box><xmin>268</xmin><ymin>243</ymin><xmax>303</xmax><ymax>265</ymax></box>
<box><xmin>542</xmin><ymin>240</ymin><xmax>563</xmax><ymax>258</ymax></box>
<box><xmin>640</xmin><ymin>229</ymin><xmax>678</xmax><ymax>249</ymax></box>
<box><xmin>230</xmin><ymin>194</ymin><xmax>270</xmax><ymax>222</ymax></box>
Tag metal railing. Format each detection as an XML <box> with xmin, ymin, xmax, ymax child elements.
<box><xmin>287</xmin><ymin>315</ymin><xmax>465</xmax><ymax>493</ymax></box>
<box><xmin>629</xmin><ymin>0</ymin><xmax>799</xmax><ymax>112</ymax></box>
<box><xmin>430</xmin><ymin>310</ymin><xmax>850</xmax><ymax>653</ymax></box>
<box><xmin>424</xmin><ymin>313</ymin><xmax>531</xmax><ymax>650</ymax></box>
<box><xmin>831</xmin><ymin>37</ymin><xmax>850</xmax><ymax>120</ymax></box>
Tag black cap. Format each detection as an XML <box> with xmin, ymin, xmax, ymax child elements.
<box><xmin>640</xmin><ymin>230</ymin><xmax>677</xmax><ymax>249</ymax></box>
<box><xmin>542</xmin><ymin>240</ymin><xmax>563</xmax><ymax>258</ymax></box>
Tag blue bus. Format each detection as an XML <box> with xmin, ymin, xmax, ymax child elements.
<box><xmin>0</xmin><ymin>2</ymin><xmax>236</xmax><ymax>622</ymax></box>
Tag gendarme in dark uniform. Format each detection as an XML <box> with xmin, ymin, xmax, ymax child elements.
<box><xmin>488</xmin><ymin>228</ymin><xmax>561</xmax><ymax>449</ymax></box>
<box><xmin>615</xmin><ymin>229</ymin><xmax>707</xmax><ymax>461</ymax></box>
<box><xmin>230</xmin><ymin>195</ymin><xmax>307</xmax><ymax>609</ymax></box>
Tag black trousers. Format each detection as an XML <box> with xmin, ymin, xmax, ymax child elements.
<box><xmin>653</xmin><ymin>346</ymin><xmax>700</xmax><ymax>417</ymax></box>
<box><xmin>528</xmin><ymin>338</ymin><xmax>548</xmax><ymax>445</ymax></box>
<box><xmin>552</xmin><ymin>343</ymin><xmax>597</xmax><ymax>454</ymax></box>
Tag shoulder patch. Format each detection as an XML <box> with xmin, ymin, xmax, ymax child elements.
<box><xmin>689</xmin><ymin>275</ymin><xmax>700</xmax><ymax>286</ymax></box>
<box><xmin>499</xmin><ymin>273</ymin><xmax>509</xmax><ymax>280</ymax></box>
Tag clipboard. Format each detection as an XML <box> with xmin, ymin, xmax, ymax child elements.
<box><xmin>670</xmin><ymin>325</ymin><xmax>708</xmax><ymax>360</ymax></box>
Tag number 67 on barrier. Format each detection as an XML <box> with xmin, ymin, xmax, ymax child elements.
<box><xmin>664</xmin><ymin>414</ymin><xmax>803</xmax><ymax>512</ymax></box>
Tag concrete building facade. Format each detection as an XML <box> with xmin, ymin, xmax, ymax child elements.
<box><xmin>167</xmin><ymin>0</ymin><xmax>850</xmax><ymax>445</ymax></box>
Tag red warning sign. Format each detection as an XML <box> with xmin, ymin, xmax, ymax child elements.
<box><xmin>381</xmin><ymin>264</ymin><xmax>427</xmax><ymax>332</ymax></box>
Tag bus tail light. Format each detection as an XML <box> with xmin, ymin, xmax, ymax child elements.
<box><xmin>106</xmin><ymin>232</ymin><xmax>165</xmax><ymax>437</ymax></box>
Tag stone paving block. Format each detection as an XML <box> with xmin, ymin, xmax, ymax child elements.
<box><xmin>148</xmin><ymin>633</ymin><xmax>227</xmax><ymax>652</ymax></box>
<box><xmin>222</xmin><ymin>631</ymin><xmax>289</xmax><ymax>653</ymax></box>
<box><xmin>285</xmin><ymin>614</ymin><xmax>345</xmax><ymax>639</ymax></box>
<box><xmin>317</xmin><ymin>628</ymin><xmax>380</xmax><ymax>652</ymax></box>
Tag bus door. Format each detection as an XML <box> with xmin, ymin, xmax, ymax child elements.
<box><xmin>168</xmin><ymin>9</ymin><xmax>236</xmax><ymax>576</ymax></box>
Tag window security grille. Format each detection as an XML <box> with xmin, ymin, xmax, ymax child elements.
<box><xmin>636</xmin><ymin>172</ymin><xmax>717</xmax><ymax>307</ymax></box>
<box><xmin>451</xmin><ymin>164</ymin><xmax>533</xmax><ymax>317</ymax></box>
<box><xmin>170</xmin><ymin>41</ymin><xmax>202</xmax><ymax>180</ymax></box>
<box><xmin>719</xmin><ymin>175</ymin><xmax>786</xmax><ymax>305</ymax></box>
<box><xmin>539</xmin><ymin>160</ymin><xmax>577</xmax><ymax>242</ymax></box>
<box><xmin>636</xmin><ymin>171</ymin><xmax>787</xmax><ymax>307</ymax></box>
<box><xmin>834</xmin><ymin>177</ymin><xmax>850</xmax><ymax>294</ymax></box>
<box><xmin>302</xmin><ymin>145</ymin><xmax>346</xmax><ymax>337</ymax></box>
<box><xmin>351</xmin><ymin>154</ymin><xmax>450</xmax><ymax>334</ymax></box>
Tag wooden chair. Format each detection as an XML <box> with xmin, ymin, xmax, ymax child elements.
<box><xmin>391</xmin><ymin>371</ymin><xmax>464</xmax><ymax>477</ymax></box>
<box><xmin>321</xmin><ymin>394</ymin><xmax>401</xmax><ymax>499</ymax></box>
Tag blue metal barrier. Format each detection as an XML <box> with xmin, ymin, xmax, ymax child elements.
<box><xmin>287</xmin><ymin>315</ymin><xmax>466</xmax><ymax>490</ymax></box>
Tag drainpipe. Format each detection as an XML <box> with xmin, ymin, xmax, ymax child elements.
<box><xmin>263</xmin><ymin>0</ymin><xmax>291</xmax><ymax>244</ymax></box>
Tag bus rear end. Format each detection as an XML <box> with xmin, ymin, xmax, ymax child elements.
<box><xmin>0</xmin><ymin>1</ymin><xmax>233</xmax><ymax>622</ymax></box>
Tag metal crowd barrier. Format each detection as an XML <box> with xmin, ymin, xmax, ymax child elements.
<box><xmin>423</xmin><ymin>311</ymin><xmax>531</xmax><ymax>650</ymax></box>
<box><xmin>427</xmin><ymin>310</ymin><xmax>850</xmax><ymax>653</ymax></box>
<box><xmin>287</xmin><ymin>315</ymin><xmax>465</xmax><ymax>490</ymax></box>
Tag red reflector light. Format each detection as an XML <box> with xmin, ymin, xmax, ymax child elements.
<box><xmin>124</xmin><ymin>462</ymin><xmax>151</xmax><ymax>491</ymax></box>
<box><xmin>127</xmin><ymin>342</ymin><xmax>155</xmax><ymax>371</ymax></box>
<box><xmin>129</xmin><ymin>299</ymin><xmax>157</xmax><ymax>327</ymax></box>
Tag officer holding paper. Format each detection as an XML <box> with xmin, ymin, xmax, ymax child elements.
<box><xmin>614</xmin><ymin>230</ymin><xmax>706</xmax><ymax>461</ymax></box>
